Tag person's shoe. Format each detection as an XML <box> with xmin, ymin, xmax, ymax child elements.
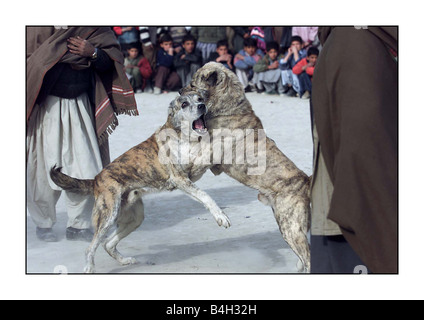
<box><xmin>66</xmin><ymin>227</ymin><xmax>94</xmax><ymax>242</ymax></box>
<box><xmin>255</xmin><ymin>85</ymin><xmax>264</xmax><ymax>94</ymax></box>
<box><xmin>36</xmin><ymin>227</ymin><xmax>58</xmax><ymax>242</ymax></box>
<box><xmin>153</xmin><ymin>87</ymin><xmax>162</xmax><ymax>95</ymax></box>
<box><xmin>286</xmin><ymin>87</ymin><xmax>297</xmax><ymax>97</ymax></box>
<box><xmin>244</xmin><ymin>86</ymin><xmax>252</xmax><ymax>93</ymax></box>
<box><xmin>265</xmin><ymin>90</ymin><xmax>278</xmax><ymax>95</ymax></box>
<box><xmin>301</xmin><ymin>91</ymin><xmax>310</xmax><ymax>99</ymax></box>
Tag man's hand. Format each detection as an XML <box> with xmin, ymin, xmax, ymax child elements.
<box><xmin>67</xmin><ymin>36</ymin><xmax>95</xmax><ymax>57</ymax></box>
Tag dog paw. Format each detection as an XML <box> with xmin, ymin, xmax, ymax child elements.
<box><xmin>120</xmin><ymin>257</ymin><xmax>139</xmax><ymax>266</ymax></box>
<box><xmin>216</xmin><ymin>213</ymin><xmax>231</xmax><ymax>228</ymax></box>
<box><xmin>84</xmin><ymin>265</ymin><xmax>95</xmax><ymax>274</ymax></box>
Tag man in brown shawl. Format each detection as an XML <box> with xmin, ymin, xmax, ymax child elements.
<box><xmin>310</xmin><ymin>27</ymin><xmax>398</xmax><ymax>273</ymax></box>
<box><xmin>26</xmin><ymin>27</ymin><xmax>138</xmax><ymax>242</ymax></box>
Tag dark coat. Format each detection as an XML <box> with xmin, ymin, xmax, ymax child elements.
<box><xmin>311</xmin><ymin>27</ymin><xmax>398</xmax><ymax>273</ymax></box>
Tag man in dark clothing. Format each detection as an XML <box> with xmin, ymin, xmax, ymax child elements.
<box><xmin>310</xmin><ymin>27</ymin><xmax>398</xmax><ymax>273</ymax></box>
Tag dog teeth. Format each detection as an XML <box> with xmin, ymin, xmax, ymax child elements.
<box><xmin>195</xmin><ymin>128</ymin><xmax>208</xmax><ymax>134</ymax></box>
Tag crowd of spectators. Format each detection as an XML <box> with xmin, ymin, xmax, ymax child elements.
<box><xmin>113</xmin><ymin>27</ymin><xmax>320</xmax><ymax>99</ymax></box>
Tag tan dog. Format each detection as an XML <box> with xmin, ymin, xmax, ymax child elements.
<box><xmin>180</xmin><ymin>62</ymin><xmax>311</xmax><ymax>272</ymax></box>
<box><xmin>50</xmin><ymin>92</ymin><xmax>230</xmax><ymax>273</ymax></box>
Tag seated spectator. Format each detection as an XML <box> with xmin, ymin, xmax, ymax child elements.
<box><xmin>124</xmin><ymin>44</ymin><xmax>153</xmax><ymax>93</ymax></box>
<box><xmin>279</xmin><ymin>35</ymin><xmax>307</xmax><ymax>97</ymax></box>
<box><xmin>207</xmin><ymin>39</ymin><xmax>233</xmax><ymax>70</ymax></box>
<box><xmin>174</xmin><ymin>34</ymin><xmax>202</xmax><ymax>87</ymax></box>
<box><xmin>253</xmin><ymin>41</ymin><xmax>285</xmax><ymax>94</ymax></box>
<box><xmin>154</xmin><ymin>34</ymin><xmax>181</xmax><ymax>95</ymax></box>
<box><xmin>234</xmin><ymin>37</ymin><xmax>264</xmax><ymax>92</ymax></box>
<box><xmin>292</xmin><ymin>46</ymin><xmax>319</xmax><ymax>99</ymax></box>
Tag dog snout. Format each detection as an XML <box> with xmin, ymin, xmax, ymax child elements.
<box><xmin>198</xmin><ymin>103</ymin><xmax>206</xmax><ymax>111</ymax></box>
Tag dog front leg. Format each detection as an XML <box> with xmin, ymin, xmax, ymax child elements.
<box><xmin>175</xmin><ymin>178</ymin><xmax>231</xmax><ymax>228</ymax></box>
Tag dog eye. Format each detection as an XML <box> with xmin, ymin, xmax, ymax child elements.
<box><xmin>197</xmin><ymin>97</ymin><xmax>204</xmax><ymax>102</ymax></box>
<box><xmin>182</xmin><ymin>102</ymin><xmax>189</xmax><ymax>108</ymax></box>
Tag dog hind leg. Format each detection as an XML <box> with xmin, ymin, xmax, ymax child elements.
<box><xmin>272</xmin><ymin>195</ymin><xmax>311</xmax><ymax>273</ymax></box>
<box><xmin>103</xmin><ymin>197</ymin><xmax>145</xmax><ymax>266</ymax></box>
<box><xmin>84</xmin><ymin>195</ymin><xmax>121</xmax><ymax>273</ymax></box>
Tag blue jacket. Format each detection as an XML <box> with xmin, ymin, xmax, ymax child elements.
<box><xmin>280</xmin><ymin>49</ymin><xmax>306</xmax><ymax>70</ymax></box>
<box><xmin>157</xmin><ymin>48</ymin><xmax>174</xmax><ymax>68</ymax></box>
<box><xmin>234</xmin><ymin>49</ymin><xmax>264</xmax><ymax>70</ymax></box>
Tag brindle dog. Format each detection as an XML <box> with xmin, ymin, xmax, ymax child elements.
<box><xmin>50</xmin><ymin>92</ymin><xmax>230</xmax><ymax>273</ymax></box>
<box><xmin>180</xmin><ymin>62</ymin><xmax>311</xmax><ymax>272</ymax></box>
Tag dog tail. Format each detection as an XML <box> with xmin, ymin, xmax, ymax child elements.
<box><xmin>49</xmin><ymin>165</ymin><xmax>94</xmax><ymax>196</ymax></box>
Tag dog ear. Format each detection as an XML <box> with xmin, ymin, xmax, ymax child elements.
<box><xmin>203</xmin><ymin>71</ymin><xmax>218</xmax><ymax>87</ymax></box>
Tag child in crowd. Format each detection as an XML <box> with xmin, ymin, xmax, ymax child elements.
<box><xmin>292</xmin><ymin>46</ymin><xmax>319</xmax><ymax>99</ymax></box>
<box><xmin>207</xmin><ymin>39</ymin><xmax>233</xmax><ymax>70</ymax></box>
<box><xmin>124</xmin><ymin>44</ymin><xmax>152</xmax><ymax>93</ymax></box>
<box><xmin>174</xmin><ymin>34</ymin><xmax>202</xmax><ymax>87</ymax></box>
<box><xmin>253</xmin><ymin>41</ymin><xmax>285</xmax><ymax>94</ymax></box>
<box><xmin>280</xmin><ymin>36</ymin><xmax>307</xmax><ymax>97</ymax></box>
<box><xmin>154</xmin><ymin>34</ymin><xmax>181</xmax><ymax>95</ymax></box>
<box><xmin>234</xmin><ymin>37</ymin><xmax>264</xmax><ymax>92</ymax></box>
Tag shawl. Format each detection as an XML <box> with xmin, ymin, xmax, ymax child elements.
<box><xmin>27</xmin><ymin>27</ymin><xmax>138</xmax><ymax>147</ymax></box>
<box><xmin>311</xmin><ymin>27</ymin><xmax>398</xmax><ymax>273</ymax></box>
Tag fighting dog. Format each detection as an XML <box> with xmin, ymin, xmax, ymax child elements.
<box><xmin>50</xmin><ymin>92</ymin><xmax>230</xmax><ymax>273</ymax></box>
<box><xmin>180</xmin><ymin>62</ymin><xmax>311</xmax><ymax>272</ymax></box>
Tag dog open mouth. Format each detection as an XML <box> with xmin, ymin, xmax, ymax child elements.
<box><xmin>192</xmin><ymin>114</ymin><xmax>208</xmax><ymax>135</ymax></box>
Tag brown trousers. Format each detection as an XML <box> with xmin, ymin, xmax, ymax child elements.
<box><xmin>154</xmin><ymin>66</ymin><xmax>181</xmax><ymax>91</ymax></box>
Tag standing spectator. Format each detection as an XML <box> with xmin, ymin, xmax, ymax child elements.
<box><xmin>124</xmin><ymin>44</ymin><xmax>153</xmax><ymax>93</ymax></box>
<box><xmin>232</xmin><ymin>27</ymin><xmax>251</xmax><ymax>55</ymax></box>
<box><xmin>264</xmin><ymin>27</ymin><xmax>292</xmax><ymax>53</ymax></box>
<box><xmin>292</xmin><ymin>27</ymin><xmax>319</xmax><ymax>49</ymax></box>
<box><xmin>169</xmin><ymin>26</ymin><xmax>189</xmax><ymax>53</ymax></box>
<box><xmin>174</xmin><ymin>34</ymin><xmax>202</xmax><ymax>87</ymax></box>
<box><xmin>139</xmin><ymin>27</ymin><xmax>169</xmax><ymax>71</ymax></box>
<box><xmin>191</xmin><ymin>27</ymin><xmax>227</xmax><ymax>64</ymax></box>
<box><xmin>113</xmin><ymin>27</ymin><xmax>140</xmax><ymax>56</ymax></box>
<box><xmin>250</xmin><ymin>27</ymin><xmax>266</xmax><ymax>52</ymax></box>
<box><xmin>310</xmin><ymin>27</ymin><xmax>398</xmax><ymax>273</ymax></box>
<box><xmin>154</xmin><ymin>33</ymin><xmax>181</xmax><ymax>94</ymax></box>
<box><xmin>279</xmin><ymin>35</ymin><xmax>307</xmax><ymax>97</ymax></box>
<box><xmin>234</xmin><ymin>37</ymin><xmax>264</xmax><ymax>92</ymax></box>
<box><xmin>26</xmin><ymin>27</ymin><xmax>138</xmax><ymax>242</ymax></box>
<box><xmin>292</xmin><ymin>46</ymin><xmax>319</xmax><ymax>99</ymax></box>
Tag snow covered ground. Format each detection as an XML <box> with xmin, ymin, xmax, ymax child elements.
<box><xmin>26</xmin><ymin>91</ymin><xmax>313</xmax><ymax>274</ymax></box>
